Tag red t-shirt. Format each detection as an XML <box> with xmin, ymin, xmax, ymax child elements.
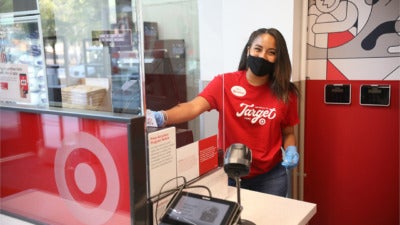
<box><xmin>199</xmin><ymin>70</ymin><xmax>299</xmax><ymax>178</ymax></box>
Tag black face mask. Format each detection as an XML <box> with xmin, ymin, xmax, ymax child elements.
<box><xmin>247</xmin><ymin>55</ymin><xmax>275</xmax><ymax>76</ymax></box>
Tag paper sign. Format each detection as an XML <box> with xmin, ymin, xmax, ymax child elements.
<box><xmin>0</xmin><ymin>63</ymin><xmax>30</xmax><ymax>103</ymax></box>
<box><xmin>148</xmin><ymin>127</ymin><xmax>177</xmax><ymax>197</ymax></box>
<box><xmin>198</xmin><ymin>135</ymin><xmax>218</xmax><ymax>175</ymax></box>
<box><xmin>176</xmin><ymin>142</ymin><xmax>199</xmax><ymax>184</ymax></box>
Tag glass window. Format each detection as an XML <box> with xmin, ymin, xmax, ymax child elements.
<box><xmin>1</xmin><ymin>0</ymin><xmax>145</xmax><ymax>114</ymax></box>
<box><xmin>0</xmin><ymin>0</ymin><xmax>40</xmax><ymax>16</ymax></box>
<box><xmin>40</xmin><ymin>0</ymin><xmax>142</xmax><ymax>114</ymax></box>
<box><xmin>1</xmin><ymin>0</ymin><xmax>204</xmax><ymax>140</ymax></box>
<box><xmin>1</xmin><ymin>15</ymin><xmax>47</xmax><ymax>106</ymax></box>
<box><xmin>0</xmin><ymin>0</ymin><xmax>202</xmax><ymax>140</ymax></box>
<box><xmin>142</xmin><ymin>0</ymin><xmax>200</xmax><ymax>137</ymax></box>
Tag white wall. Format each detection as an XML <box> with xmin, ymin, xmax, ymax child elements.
<box><xmin>198</xmin><ymin>0</ymin><xmax>294</xmax><ymax>80</ymax></box>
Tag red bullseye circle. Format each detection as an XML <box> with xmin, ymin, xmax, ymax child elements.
<box><xmin>54</xmin><ymin>132</ymin><xmax>120</xmax><ymax>225</ymax></box>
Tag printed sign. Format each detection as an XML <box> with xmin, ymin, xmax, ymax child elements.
<box><xmin>92</xmin><ymin>30</ymin><xmax>132</xmax><ymax>47</ymax></box>
<box><xmin>0</xmin><ymin>63</ymin><xmax>30</xmax><ymax>103</ymax></box>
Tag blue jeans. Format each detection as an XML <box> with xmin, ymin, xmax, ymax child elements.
<box><xmin>228</xmin><ymin>163</ymin><xmax>288</xmax><ymax>197</ymax></box>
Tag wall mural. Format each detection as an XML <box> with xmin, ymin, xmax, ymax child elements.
<box><xmin>307</xmin><ymin>0</ymin><xmax>400</xmax><ymax>80</ymax></box>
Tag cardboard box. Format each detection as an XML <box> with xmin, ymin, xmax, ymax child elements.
<box><xmin>61</xmin><ymin>85</ymin><xmax>106</xmax><ymax>110</ymax></box>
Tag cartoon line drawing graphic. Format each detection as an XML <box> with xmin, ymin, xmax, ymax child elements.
<box><xmin>308</xmin><ymin>0</ymin><xmax>360</xmax><ymax>48</ymax></box>
<box><xmin>54</xmin><ymin>132</ymin><xmax>120</xmax><ymax>225</ymax></box>
<box><xmin>307</xmin><ymin>0</ymin><xmax>400</xmax><ymax>80</ymax></box>
<box><xmin>362</xmin><ymin>16</ymin><xmax>400</xmax><ymax>53</ymax></box>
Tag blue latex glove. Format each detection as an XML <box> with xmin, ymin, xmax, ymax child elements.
<box><xmin>146</xmin><ymin>109</ymin><xmax>165</xmax><ymax>127</ymax></box>
<box><xmin>281</xmin><ymin>146</ymin><xmax>299</xmax><ymax>169</ymax></box>
<box><xmin>154</xmin><ymin>111</ymin><xmax>165</xmax><ymax>127</ymax></box>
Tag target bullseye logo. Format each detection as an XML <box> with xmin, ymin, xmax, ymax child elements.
<box><xmin>55</xmin><ymin>132</ymin><xmax>120</xmax><ymax>225</ymax></box>
<box><xmin>75</xmin><ymin>163</ymin><xmax>96</xmax><ymax>194</ymax></box>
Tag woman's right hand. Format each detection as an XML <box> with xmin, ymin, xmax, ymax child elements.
<box><xmin>146</xmin><ymin>109</ymin><xmax>166</xmax><ymax>127</ymax></box>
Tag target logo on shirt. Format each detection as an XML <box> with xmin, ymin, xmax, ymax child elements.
<box><xmin>236</xmin><ymin>103</ymin><xmax>277</xmax><ymax>125</ymax></box>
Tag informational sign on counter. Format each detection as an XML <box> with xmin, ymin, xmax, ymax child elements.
<box><xmin>0</xmin><ymin>63</ymin><xmax>30</xmax><ymax>103</ymax></box>
<box><xmin>176</xmin><ymin>141</ymin><xmax>199</xmax><ymax>183</ymax></box>
<box><xmin>197</xmin><ymin>135</ymin><xmax>218</xmax><ymax>175</ymax></box>
<box><xmin>176</xmin><ymin>134</ymin><xmax>219</xmax><ymax>183</ymax></box>
<box><xmin>148</xmin><ymin>127</ymin><xmax>177</xmax><ymax>197</ymax></box>
<box><xmin>148</xmin><ymin>128</ymin><xmax>219</xmax><ymax>197</ymax></box>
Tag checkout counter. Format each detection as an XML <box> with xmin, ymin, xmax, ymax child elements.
<box><xmin>0</xmin><ymin>104</ymin><xmax>147</xmax><ymax>224</ymax></box>
<box><xmin>0</xmin><ymin>105</ymin><xmax>316</xmax><ymax>225</ymax></box>
<box><xmin>1</xmin><ymin>166</ymin><xmax>315</xmax><ymax>225</ymax></box>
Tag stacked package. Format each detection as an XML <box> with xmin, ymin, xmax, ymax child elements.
<box><xmin>61</xmin><ymin>85</ymin><xmax>106</xmax><ymax>110</ymax></box>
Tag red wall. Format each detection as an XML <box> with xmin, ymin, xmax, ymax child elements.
<box><xmin>303</xmin><ymin>80</ymin><xmax>399</xmax><ymax>225</ymax></box>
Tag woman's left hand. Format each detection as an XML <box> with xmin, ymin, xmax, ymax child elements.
<box><xmin>281</xmin><ymin>146</ymin><xmax>299</xmax><ymax>169</ymax></box>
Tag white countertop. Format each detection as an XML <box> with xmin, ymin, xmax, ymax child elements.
<box><xmin>186</xmin><ymin>168</ymin><xmax>317</xmax><ymax>225</ymax></box>
<box><xmin>1</xmin><ymin>168</ymin><xmax>316</xmax><ymax>225</ymax></box>
<box><xmin>226</xmin><ymin>186</ymin><xmax>316</xmax><ymax>225</ymax></box>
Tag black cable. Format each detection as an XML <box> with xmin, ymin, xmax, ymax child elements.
<box><xmin>183</xmin><ymin>185</ymin><xmax>212</xmax><ymax>198</ymax></box>
<box><xmin>155</xmin><ymin>176</ymin><xmax>187</xmax><ymax>225</ymax></box>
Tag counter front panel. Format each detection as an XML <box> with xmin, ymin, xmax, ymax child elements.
<box><xmin>0</xmin><ymin>108</ymin><xmax>145</xmax><ymax>225</ymax></box>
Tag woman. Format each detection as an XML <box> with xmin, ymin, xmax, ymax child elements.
<box><xmin>149</xmin><ymin>28</ymin><xmax>300</xmax><ymax>197</ymax></box>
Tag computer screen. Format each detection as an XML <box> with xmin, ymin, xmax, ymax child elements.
<box><xmin>160</xmin><ymin>192</ymin><xmax>240</xmax><ymax>225</ymax></box>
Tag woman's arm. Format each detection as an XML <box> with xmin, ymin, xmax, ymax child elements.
<box><xmin>164</xmin><ymin>96</ymin><xmax>211</xmax><ymax>126</ymax></box>
<box><xmin>282</xmin><ymin>126</ymin><xmax>296</xmax><ymax>149</ymax></box>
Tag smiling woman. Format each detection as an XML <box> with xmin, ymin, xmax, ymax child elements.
<box><xmin>147</xmin><ymin>28</ymin><xmax>300</xmax><ymax>197</ymax></box>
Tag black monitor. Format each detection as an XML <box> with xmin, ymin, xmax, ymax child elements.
<box><xmin>160</xmin><ymin>191</ymin><xmax>241</xmax><ymax>225</ymax></box>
